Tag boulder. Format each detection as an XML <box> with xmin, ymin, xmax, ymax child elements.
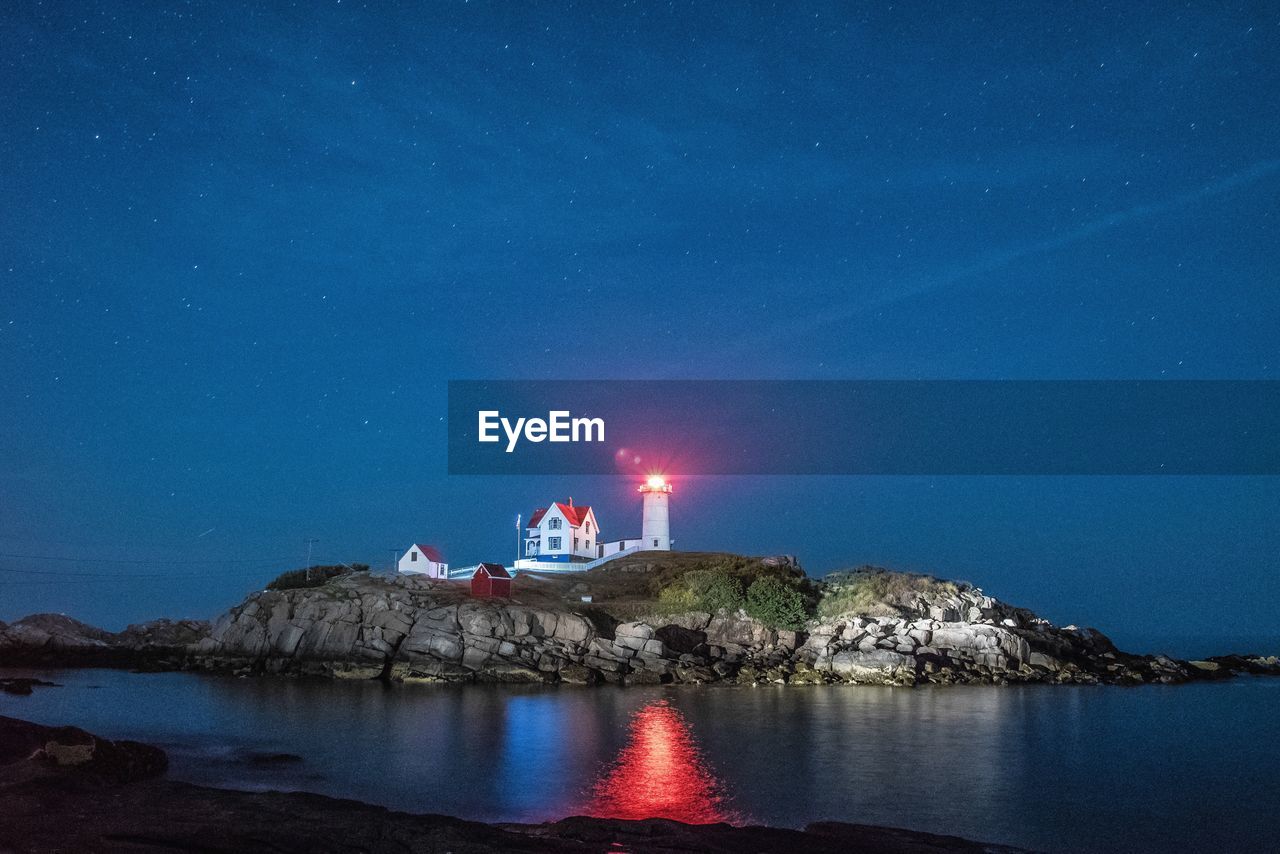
<box><xmin>705</xmin><ymin>614</ymin><xmax>774</xmax><ymax>648</ymax></box>
<box><xmin>552</xmin><ymin>614</ymin><xmax>591</xmax><ymax>644</ymax></box>
<box><xmin>930</xmin><ymin>624</ymin><xmax>1030</xmax><ymax>665</ymax></box>
<box><xmin>558</xmin><ymin>664</ymin><xmax>597</xmax><ymax>684</ymax></box>
<box><xmin>614</xmin><ymin>622</ymin><xmax>655</xmax><ymax>640</ymax></box>
<box><xmin>655</xmin><ymin>624</ymin><xmax>706</xmax><ymax>654</ymax></box>
<box><xmin>830</xmin><ymin>649</ymin><xmax>915</xmax><ymax>684</ymax></box>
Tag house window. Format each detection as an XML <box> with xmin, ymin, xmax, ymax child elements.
<box><xmin>653</xmin><ymin>538</ymin><xmax>659</xmax><ymax>548</ymax></box>
<box><xmin>586</xmin><ymin>522</ymin><xmax>591</xmax><ymax>534</ymax></box>
<box><xmin>585</xmin><ymin>540</ymin><xmax>591</xmax><ymax>551</ymax></box>
<box><xmin>411</xmin><ymin>552</ymin><xmax>418</xmax><ymax>562</ymax></box>
<box><xmin>548</xmin><ymin>537</ymin><xmax>562</xmax><ymax>550</ymax></box>
<box><xmin>526</xmin><ymin>541</ymin><xmax>536</xmax><ymax>555</ymax></box>
<box><xmin>574</xmin><ymin>537</ymin><xmax>579</xmax><ymax>551</ymax></box>
<box><xmin>549</xmin><ymin>518</ymin><xmax>562</xmax><ymax>530</ymax></box>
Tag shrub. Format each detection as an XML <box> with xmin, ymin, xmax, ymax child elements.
<box><xmin>744</xmin><ymin>576</ymin><xmax>811</xmax><ymax>630</ymax></box>
<box><xmin>655</xmin><ymin>584</ymin><xmax>698</xmax><ymax>614</ymax></box>
<box><xmin>652</xmin><ymin>570</ymin><xmax>746</xmax><ymax>616</ymax></box>
<box><xmin>266</xmin><ymin>564</ymin><xmax>367</xmax><ymax>591</ymax></box>
<box><xmin>684</xmin><ymin>570</ymin><xmax>746</xmax><ymax>614</ymax></box>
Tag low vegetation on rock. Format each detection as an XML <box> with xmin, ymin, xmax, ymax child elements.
<box><xmin>817</xmin><ymin>566</ymin><xmax>969</xmax><ymax>619</ymax></box>
<box><xmin>266</xmin><ymin>564</ymin><xmax>367</xmax><ymax>591</ymax></box>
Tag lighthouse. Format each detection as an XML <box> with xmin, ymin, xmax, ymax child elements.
<box><xmin>638</xmin><ymin>475</ymin><xmax>673</xmax><ymax>551</ymax></box>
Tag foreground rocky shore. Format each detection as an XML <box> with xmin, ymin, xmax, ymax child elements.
<box><xmin>2</xmin><ymin>560</ymin><xmax>1277</xmax><ymax>687</ymax></box>
<box><xmin>0</xmin><ymin>715</ymin><xmax>1023</xmax><ymax>853</ymax></box>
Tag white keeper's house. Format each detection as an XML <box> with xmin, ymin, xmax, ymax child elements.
<box><xmin>396</xmin><ymin>477</ymin><xmax>674</xmax><ymax>579</ymax></box>
<box><xmin>398</xmin><ymin>544</ymin><xmax>449</xmax><ymax>579</ymax></box>
<box><xmin>522</xmin><ymin>499</ymin><xmax>599</xmax><ymax>564</ymax></box>
<box><xmin>515</xmin><ymin>480</ymin><xmax>672</xmax><ymax>571</ymax></box>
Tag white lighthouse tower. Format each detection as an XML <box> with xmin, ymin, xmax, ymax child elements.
<box><xmin>638</xmin><ymin>475</ymin><xmax>673</xmax><ymax>551</ymax></box>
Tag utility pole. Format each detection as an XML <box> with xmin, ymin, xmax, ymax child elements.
<box><xmin>388</xmin><ymin>548</ymin><xmax>400</xmax><ymax>577</ymax></box>
<box><xmin>304</xmin><ymin>538</ymin><xmax>319</xmax><ymax>582</ymax></box>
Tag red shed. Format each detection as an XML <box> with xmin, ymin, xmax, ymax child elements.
<box><xmin>470</xmin><ymin>563</ymin><xmax>512</xmax><ymax>598</ymax></box>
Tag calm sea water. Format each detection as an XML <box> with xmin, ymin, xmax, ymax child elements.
<box><xmin>2</xmin><ymin>668</ymin><xmax>1277</xmax><ymax>853</ymax></box>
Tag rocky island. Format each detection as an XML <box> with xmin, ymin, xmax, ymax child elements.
<box><xmin>2</xmin><ymin>553</ymin><xmax>1276</xmax><ymax>687</ymax></box>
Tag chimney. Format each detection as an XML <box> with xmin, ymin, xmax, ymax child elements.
<box><xmin>567</xmin><ymin>497</ymin><xmax>573</xmax><ymax>507</ymax></box>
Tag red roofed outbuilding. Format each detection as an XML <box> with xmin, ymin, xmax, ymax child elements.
<box><xmin>471</xmin><ymin>563</ymin><xmax>512</xmax><ymax>598</ymax></box>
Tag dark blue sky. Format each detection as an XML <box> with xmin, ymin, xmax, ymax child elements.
<box><xmin>2</xmin><ymin>2</ymin><xmax>1278</xmax><ymax>651</ymax></box>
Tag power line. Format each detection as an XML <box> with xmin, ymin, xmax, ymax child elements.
<box><xmin>0</xmin><ymin>578</ymin><xmax>178</xmax><ymax>585</ymax></box>
<box><xmin>0</xmin><ymin>552</ymin><xmax>294</xmax><ymax>565</ymax></box>
<box><xmin>0</xmin><ymin>549</ymin><xmax>362</xmax><ymax>584</ymax></box>
<box><xmin>0</xmin><ymin>565</ymin><xmax>284</xmax><ymax>580</ymax></box>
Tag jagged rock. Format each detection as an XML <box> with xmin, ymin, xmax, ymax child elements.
<box><xmin>1028</xmin><ymin>652</ymin><xmax>1061</xmax><ymax>670</ymax></box>
<box><xmin>705</xmin><ymin>614</ymin><xmax>775</xmax><ymax>647</ymax></box>
<box><xmin>654</xmin><ymin>624</ymin><xmax>706</xmax><ymax>654</ymax></box>
<box><xmin>479</xmin><ymin>662</ymin><xmax>545</xmax><ymax>683</ymax></box>
<box><xmin>624</xmin><ymin>668</ymin><xmax>666</xmax><ymax>686</ymax></box>
<box><xmin>0</xmin><ymin>678</ymin><xmax>58</xmax><ymax>696</ymax></box>
<box><xmin>930</xmin><ymin>624</ymin><xmax>1030</xmax><ymax>664</ymax></box>
<box><xmin>4</xmin><ymin>568</ymin><xmax>1274</xmax><ymax>691</ymax></box>
<box><xmin>674</xmin><ymin>664</ymin><xmax>719</xmax><ymax>683</ymax></box>
<box><xmin>775</xmin><ymin>629</ymin><xmax>800</xmax><ymax>649</ymax></box>
<box><xmin>558</xmin><ymin>664</ymin><xmax>596</xmax><ymax>684</ymax></box>
<box><xmin>650</xmin><ymin>611</ymin><xmax>713</xmax><ymax>632</ymax></box>
<box><xmin>116</xmin><ymin>619</ymin><xmax>211</xmax><ymax>650</ymax></box>
<box><xmin>1</xmin><ymin>716</ymin><xmax>168</xmax><ymax>783</ymax></box>
<box><xmin>830</xmin><ymin>649</ymin><xmax>914</xmax><ymax>683</ymax></box>
<box><xmin>328</xmin><ymin>664</ymin><xmax>384</xmax><ymax>680</ymax></box>
<box><xmin>552</xmin><ymin>614</ymin><xmax>591</xmax><ymax>643</ymax></box>
<box><xmin>615</xmin><ymin>622</ymin><xmax>655</xmax><ymax>640</ymax></box>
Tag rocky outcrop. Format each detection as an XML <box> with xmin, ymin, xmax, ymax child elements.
<box><xmin>192</xmin><ymin>574</ymin><xmax>602</xmax><ymax>683</ymax></box>
<box><xmin>0</xmin><ymin>614</ymin><xmax>117</xmax><ymax>659</ymax></box>
<box><xmin>0</xmin><ymin>614</ymin><xmax>209</xmax><ymax>668</ymax></box>
<box><xmin>177</xmin><ymin>572</ymin><xmax>1280</xmax><ymax>687</ymax></box>
<box><xmin>0</xmin><ymin>715</ymin><xmax>168</xmax><ymax>784</ymax></box>
<box><xmin>5</xmin><ymin>570</ymin><xmax>1278</xmax><ymax>688</ymax></box>
<box><xmin>0</xmin><ymin>716</ymin><xmax>1023</xmax><ymax>853</ymax></box>
<box><xmin>0</xmin><ymin>678</ymin><xmax>58</xmax><ymax>696</ymax></box>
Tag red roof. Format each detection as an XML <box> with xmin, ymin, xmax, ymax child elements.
<box><xmin>474</xmin><ymin>562</ymin><xmax>511</xmax><ymax>579</ymax></box>
<box><xmin>412</xmin><ymin>544</ymin><xmax>444</xmax><ymax>563</ymax></box>
<box><xmin>527</xmin><ymin>502</ymin><xmax>592</xmax><ymax>529</ymax></box>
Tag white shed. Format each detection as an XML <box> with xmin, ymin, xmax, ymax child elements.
<box><xmin>399</xmin><ymin>544</ymin><xmax>449</xmax><ymax>579</ymax></box>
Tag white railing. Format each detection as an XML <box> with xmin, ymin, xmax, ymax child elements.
<box><xmin>445</xmin><ymin>564</ymin><xmax>481</xmax><ymax>579</ymax></box>
<box><xmin>430</xmin><ymin>546</ymin><xmax>652</xmax><ymax>580</ymax></box>
<box><xmin>513</xmin><ymin>546</ymin><xmax>646</xmax><ymax>574</ymax></box>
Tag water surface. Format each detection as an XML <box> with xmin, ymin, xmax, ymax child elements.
<box><xmin>3</xmin><ymin>668</ymin><xmax>1276</xmax><ymax>853</ymax></box>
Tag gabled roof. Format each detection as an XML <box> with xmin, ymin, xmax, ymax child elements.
<box><xmin>411</xmin><ymin>544</ymin><xmax>444</xmax><ymax>563</ymax></box>
<box><xmin>474</xmin><ymin>562</ymin><xmax>511</xmax><ymax>579</ymax></box>
<box><xmin>528</xmin><ymin>502</ymin><xmax>593</xmax><ymax>529</ymax></box>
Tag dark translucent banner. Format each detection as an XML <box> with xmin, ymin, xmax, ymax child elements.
<box><xmin>447</xmin><ymin>381</ymin><xmax>1280</xmax><ymax>475</ymax></box>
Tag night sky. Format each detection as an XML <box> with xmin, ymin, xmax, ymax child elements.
<box><xmin>2</xmin><ymin>2</ymin><xmax>1278</xmax><ymax>653</ymax></box>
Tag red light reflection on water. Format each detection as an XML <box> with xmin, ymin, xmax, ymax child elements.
<box><xmin>584</xmin><ymin>700</ymin><xmax>735</xmax><ymax>824</ymax></box>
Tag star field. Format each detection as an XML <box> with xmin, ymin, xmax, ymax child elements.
<box><xmin>1</xmin><ymin>2</ymin><xmax>1278</xmax><ymax>648</ymax></box>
